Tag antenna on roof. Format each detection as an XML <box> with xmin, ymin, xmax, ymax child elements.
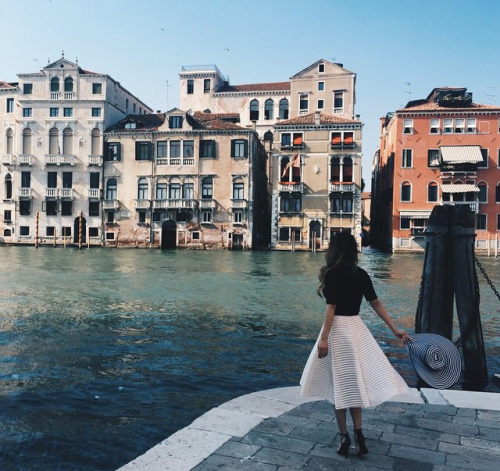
<box><xmin>487</xmin><ymin>86</ymin><xmax>495</xmax><ymax>105</ymax></box>
<box><xmin>164</xmin><ymin>79</ymin><xmax>171</xmax><ymax>110</ymax></box>
<box><xmin>62</xmin><ymin>50</ymin><xmax>64</xmax><ymax>59</ymax></box>
<box><xmin>404</xmin><ymin>82</ymin><xmax>412</xmax><ymax>98</ymax></box>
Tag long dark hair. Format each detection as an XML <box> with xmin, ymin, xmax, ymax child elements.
<box><xmin>317</xmin><ymin>233</ymin><xmax>358</xmax><ymax>296</ymax></box>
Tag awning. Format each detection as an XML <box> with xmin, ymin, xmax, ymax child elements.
<box><xmin>440</xmin><ymin>146</ymin><xmax>483</xmax><ymax>164</ymax></box>
<box><xmin>399</xmin><ymin>210</ymin><xmax>432</xmax><ymax>219</ymax></box>
<box><xmin>441</xmin><ymin>184</ymin><xmax>479</xmax><ymax>193</ymax></box>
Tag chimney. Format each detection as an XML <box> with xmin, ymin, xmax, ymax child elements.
<box><xmin>314</xmin><ymin>111</ymin><xmax>321</xmax><ymax>125</ymax></box>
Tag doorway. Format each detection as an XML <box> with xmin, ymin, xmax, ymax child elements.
<box><xmin>161</xmin><ymin>220</ymin><xmax>177</xmax><ymax>250</ymax></box>
<box><xmin>74</xmin><ymin>216</ymin><xmax>87</xmax><ymax>244</ymax></box>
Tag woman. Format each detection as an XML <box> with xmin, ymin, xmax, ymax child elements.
<box><xmin>300</xmin><ymin>234</ymin><xmax>410</xmax><ymax>457</ymax></box>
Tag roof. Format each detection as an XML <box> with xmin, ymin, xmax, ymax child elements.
<box><xmin>399</xmin><ymin>102</ymin><xmax>500</xmax><ymax>112</ymax></box>
<box><xmin>193</xmin><ymin>111</ymin><xmax>240</xmax><ymax>122</ymax></box>
<box><xmin>441</xmin><ymin>184</ymin><xmax>479</xmax><ymax>193</ymax></box>
<box><xmin>277</xmin><ymin>112</ymin><xmax>360</xmax><ymax>126</ymax></box>
<box><xmin>106</xmin><ymin>113</ymin><xmax>166</xmax><ymax>132</ymax></box>
<box><xmin>217</xmin><ymin>82</ymin><xmax>290</xmax><ymax>93</ymax></box>
<box><xmin>0</xmin><ymin>81</ymin><xmax>18</xmax><ymax>89</ymax></box>
<box><xmin>191</xmin><ymin>112</ymin><xmax>245</xmax><ymax>130</ymax></box>
<box><xmin>440</xmin><ymin>146</ymin><xmax>483</xmax><ymax>164</ymax></box>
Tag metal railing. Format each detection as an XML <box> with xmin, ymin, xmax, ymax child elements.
<box><xmin>278</xmin><ymin>182</ymin><xmax>303</xmax><ymax>192</ymax></box>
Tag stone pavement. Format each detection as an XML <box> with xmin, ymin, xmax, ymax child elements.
<box><xmin>118</xmin><ymin>387</ymin><xmax>500</xmax><ymax>471</ymax></box>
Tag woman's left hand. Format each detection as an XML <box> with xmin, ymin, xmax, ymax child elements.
<box><xmin>393</xmin><ymin>329</ymin><xmax>411</xmax><ymax>344</ymax></box>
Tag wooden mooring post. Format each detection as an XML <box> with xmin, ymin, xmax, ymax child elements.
<box><xmin>416</xmin><ymin>205</ymin><xmax>488</xmax><ymax>390</ymax></box>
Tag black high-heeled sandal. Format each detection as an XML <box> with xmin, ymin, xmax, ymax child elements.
<box><xmin>337</xmin><ymin>432</ymin><xmax>351</xmax><ymax>457</ymax></box>
<box><xmin>354</xmin><ymin>429</ymin><xmax>368</xmax><ymax>456</ymax></box>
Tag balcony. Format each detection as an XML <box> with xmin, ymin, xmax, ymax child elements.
<box><xmin>2</xmin><ymin>154</ymin><xmax>13</xmax><ymax>165</ymax></box>
<box><xmin>231</xmin><ymin>199</ymin><xmax>248</xmax><ymax>209</ymax></box>
<box><xmin>103</xmin><ymin>199</ymin><xmax>119</xmax><ymax>210</ymax></box>
<box><xmin>87</xmin><ymin>155</ymin><xmax>103</xmax><ymax>166</ymax></box>
<box><xmin>183</xmin><ymin>158</ymin><xmax>195</xmax><ymax>166</ymax></box>
<box><xmin>88</xmin><ymin>189</ymin><xmax>100</xmax><ymax>199</ymax></box>
<box><xmin>45</xmin><ymin>188</ymin><xmax>58</xmax><ymax>198</ymax></box>
<box><xmin>330</xmin><ymin>141</ymin><xmax>356</xmax><ymax>150</ymax></box>
<box><xmin>329</xmin><ymin>182</ymin><xmax>357</xmax><ymax>192</ymax></box>
<box><xmin>45</xmin><ymin>154</ymin><xmax>75</xmax><ymax>166</ymax></box>
<box><xmin>280</xmin><ymin>142</ymin><xmax>304</xmax><ymax>151</ymax></box>
<box><xmin>50</xmin><ymin>92</ymin><xmax>60</xmax><ymax>100</ymax></box>
<box><xmin>64</xmin><ymin>92</ymin><xmax>74</xmax><ymax>100</ymax></box>
<box><xmin>164</xmin><ymin>199</ymin><xmax>196</xmax><ymax>209</ymax></box>
<box><xmin>441</xmin><ymin>201</ymin><xmax>479</xmax><ymax>213</ymax></box>
<box><xmin>18</xmin><ymin>154</ymin><xmax>34</xmax><ymax>165</ymax></box>
<box><xmin>19</xmin><ymin>188</ymin><xmax>32</xmax><ymax>198</ymax></box>
<box><xmin>135</xmin><ymin>199</ymin><xmax>150</xmax><ymax>209</ymax></box>
<box><xmin>60</xmin><ymin>188</ymin><xmax>74</xmax><ymax>199</ymax></box>
<box><xmin>170</xmin><ymin>158</ymin><xmax>181</xmax><ymax>166</ymax></box>
<box><xmin>199</xmin><ymin>198</ymin><xmax>216</xmax><ymax>209</ymax></box>
<box><xmin>156</xmin><ymin>158</ymin><xmax>168</xmax><ymax>166</ymax></box>
<box><xmin>279</xmin><ymin>182</ymin><xmax>303</xmax><ymax>192</ymax></box>
<box><xmin>330</xmin><ymin>209</ymin><xmax>354</xmax><ymax>216</ymax></box>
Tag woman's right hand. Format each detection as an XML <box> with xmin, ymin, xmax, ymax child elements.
<box><xmin>317</xmin><ymin>339</ymin><xmax>328</xmax><ymax>358</ymax></box>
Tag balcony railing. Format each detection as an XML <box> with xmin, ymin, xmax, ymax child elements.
<box><xmin>199</xmin><ymin>198</ymin><xmax>216</xmax><ymax>209</ymax></box>
<box><xmin>230</xmin><ymin>199</ymin><xmax>248</xmax><ymax>209</ymax></box>
<box><xmin>441</xmin><ymin>201</ymin><xmax>479</xmax><ymax>213</ymax></box>
<box><xmin>45</xmin><ymin>154</ymin><xmax>75</xmax><ymax>165</ymax></box>
<box><xmin>64</xmin><ymin>92</ymin><xmax>74</xmax><ymax>100</ymax></box>
<box><xmin>2</xmin><ymin>154</ymin><xmax>13</xmax><ymax>165</ymax></box>
<box><xmin>103</xmin><ymin>199</ymin><xmax>119</xmax><ymax>210</ymax></box>
<box><xmin>18</xmin><ymin>154</ymin><xmax>34</xmax><ymax>165</ymax></box>
<box><xmin>156</xmin><ymin>157</ymin><xmax>168</xmax><ymax>166</ymax></box>
<box><xmin>280</xmin><ymin>143</ymin><xmax>305</xmax><ymax>150</ymax></box>
<box><xmin>135</xmin><ymin>199</ymin><xmax>150</xmax><ymax>209</ymax></box>
<box><xmin>88</xmin><ymin>189</ymin><xmax>100</xmax><ymax>199</ymax></box>
<box><xmin>19</xmin><ymin>188</ymin><xmax>32</xmax><ymax>198</ymax></box>
<box><xmin>60</xmin><ymin>188</ymin><xmax>74</xmax><ymax>199</ymax></box>
<box><xmin>170</xmin><ymin>158</ymin><xmax>181</xmax><ymax>166</ymax></box>
<box><xmin>87</xmin><ymin>155</ymin><xmax>103</xmax><ymax>166</ymax></box>
<box><xmin>279</xmin><ymin>182</ymin><xmax>303</xmax><ymax>192</ymax></box>
<box><xmin>183</xmin><ymin>158</ymin><xmax>195</xmax><ymax>166</ymax></box>
<box><xmin>45</xmin><ymin>188</ymin><xmax>58</xmax><ymax>198</ymax></box>
<box><xmin>330</xmin><ymin>141</ymin><xmax>356</xmax><ymax>150</ymax></box>
<box><xmin>162</xmin><ymin>199</ymin><xmax>196</xmax><ymax>209</ymax></box>
<box><xmin>50</xmin><ymin>92</ymin><xmax>60</xmax><ymax>100</ymax></box>
<box><xmin>329</xmin><ymin>182</ymin><xmax>357</xmax><ymax>192</ymax></box>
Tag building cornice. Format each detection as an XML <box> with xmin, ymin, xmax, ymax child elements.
<box><xmin>214</xmin><ymin>90</ymin><xmax>290</xmax><ymax>98</ymax></box>
<box><xmin>275</xmin><ymin>123</ymin><xmax>363</xmax><ymax>131</ymax></box>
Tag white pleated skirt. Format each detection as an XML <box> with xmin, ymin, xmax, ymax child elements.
<box><xmin>300</xmin><ymin>315</ymin><xmax>409</xmax><ymax>409</ymax></box>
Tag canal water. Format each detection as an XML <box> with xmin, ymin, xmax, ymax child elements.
<box><xmin>0</xmin><ymin>247</ymin><xmax>498</xmax><ymax>470</ymax></box>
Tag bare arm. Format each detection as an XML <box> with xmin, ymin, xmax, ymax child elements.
<box><xmin>369</xmin><ymin>298</ymin><xmax>410</xmax><ymax>343</ymax></box>
<box><xmin>317</xmin><ymin>304</ymin><xmax>335</xmax><ymax>358</ymax></box>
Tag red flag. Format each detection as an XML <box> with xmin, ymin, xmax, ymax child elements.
<box><xmin>281</xmin><ymin>153</ymin><xmax>299</xmax><ymax>178</ymax></box>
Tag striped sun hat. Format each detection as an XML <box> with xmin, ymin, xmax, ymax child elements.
<box><xmin>406</xmin><ymin>333</ymin><xmax>462</xmax><ymax>389</ymax></box>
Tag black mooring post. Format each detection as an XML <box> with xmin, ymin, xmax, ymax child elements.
<box><xmin>416</xmin><ymin>205</ymin><xmax>454</xmax><ymax>339</ymax></box>
<box><xmin>450</xmin><ymin>206</ymin><xmax>488</xmax><ymax>390</ymax></box>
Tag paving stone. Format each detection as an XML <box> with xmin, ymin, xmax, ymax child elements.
<box><xmin>252</xmin><ymin>446</ymin><xmax>310</xmax><ymax>468</ymax></box>
<box><xmin>460</xmin><ymin>436</ymin><xmax>500</xmax><ymax>454</ymax></box>
<box><xmin>453</xmin><ymin>415</ymin><xmax>477</xmax><ymax>425</ymax></box>
<box><xmin>389</xmin><ymin>444</ymin><xmax>446</xmax><ymax>465</ymax></box>
<box><xmin>478</xmin><ymin>426</ymin><xmax>500</xmax><ymax>442</ymax></box>
<box><xmin>393</xmin><ymin>457</ymin><xmax>433</xmax><ymax>471</ymax></box>
<box><xmin>445</xmin><ymin>452</ymin><xmax>498</xmax><ymax>471</ymax></box>
<box><xmin>375</xmin><ymin>403</ymin><xmax>407</xmax><ymax>414</ymax></box>
<box><xmin>214</xmin><ymin>440</ymin><xmax>261</xmax><ymax>459</ymax></box>
<box><xmin>423</xmin><ymin>411</ymin><xmax>454</xmax><ymax>422</ymax></box>
<box><xmin>241</xmin><ymin>431</ymin><xmax>315</xmax><ymax>455</ymax></box>
<box><xmin>379</xmin><ymin>431</ymin><xmax>437</xmax><ymax>450</ymax></box>
<box><xmin>192</xmin><ymin>454</ymin><xmax>278</xmax><ymax>471</ymax></box>
<box><xmin>421</xmin><ymin>404</ymin><xmax>458</xmax><ymax>416</ymax></box>
<box><xmin>393</xmin><ymin>424</ymin><xmax>459</xmax><ymax>444</ymax></box>
<box><xmin>477</xmin><ymin>410</ymin><xmax>500</xmax><ymax>421</ymax></box>
<box><xmin>456</xmin><ymin>408</ymin><xmax>477</xmax><ymax>418</ymax></box>
<box><xmin>275</xmin><ymin>413</ymin><xmax>322</xmax><ymax>430</ymax></box>
<box><xmin>477</xmin><ymin>418</ymin><xmax>500</xmax><ymax>429</ymax></box>
<box><xmin>288</xmin><ymin>425</ymin><xmax>335</xmax><ymax>445</ymax></box>
<box><xmin>301</xmin><ymin>455</ymin><xmax>352</xmax><ymax>471</ymax></box>
<box><xmin>438</xmin><ymin>441</ymin><xmax>498</xmax><ymax>460</ymax></box>
<box><xmin>432</xmin><ymin>466</ymin><xmax>470</xmax><ymax>471</ymax></box>
<box><xmin>253</xmin><ymin>418</ymin><xmax>296</xmax><ymax>437</ymax></box>
<box><xmin>416</xmin><ymin>417</ymin><xmax>478</xmax><ymax>435</ymax></box>
<box><xmin>363</xmin><ymin>419</ymin><xmax>396</xmax><ymax>433</ymax></box>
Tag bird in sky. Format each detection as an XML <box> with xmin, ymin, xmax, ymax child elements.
<box><xmin>224</xmin><ymin>48</ymin><xmax>230</xmax><ymax>52</ymax></box>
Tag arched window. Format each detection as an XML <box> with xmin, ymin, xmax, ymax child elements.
<box><xmin>6</xmin><ymin>128</ymin><xmax>13</xmax><ymax>154</ymax></box>
<box><xmin>264</xmin><ymin>99</ymin><xmax>273</xmax><ymax>120</ymax></box>
<box><xmin>106</xmin><ymin>178</ymin><xmax>117</xmax><ymax>200</ymax></box>
<box><xmin>249</xmin><ymin>99</ymin><xmax>259</xmax><ymax>121</ymax></box>
<box><xmin>4</xmin><ymin>229</ymin><xmax>12</xmax><ymax>237</ymax></box>
<box><xmin>183</xmin><ymin>178</ymin><xmax>194</xmax><ymax>200</ymax></box>
<box><xmin>91</xmin><ymin>128</ymin><xmax>100</xmax><ymax>155</ymax></box>
<box><xmin>201</xmin><ymin>177</ymin><xmax>213</xmax><ymax>199</ymax></box>
<box><xmin>50</xmin><ymin>77</ymin><xmax>60</xmax><ymax>92</ymax></box>
<box><xmin>169</xmin><ymin>178</ymin><xmax>181</xmax><ymax>200</ymax></box>
<box><xmin>22</xmin><ymin>128</ymin><xmax>32</xmax><ymax>154</ymax></box>
<box><xmin>62</xmin><ymin>127</ymin><xmax>73</xmax><ymax>155</ymax></box>
<box><xmin>330</xmin><ymin>157</ymin><xmax>341</xmax><ymax>181</ymax></box>
<box><xmin>156</xmin><ymin>180</ymin><xmax>167</xmax><ymax>200</ymax></box>
<box><xmin>279</xmin><ymin>98</ymin><xmax>289</xmax><ymax>120</ymax></box>
<box><xmin>5</xmin><ymin>173</ymin><xmax>12</xmax><ymax>199</ymax></box>
<box><xmin>343</xmin><ymin>157</ymin><xmax>353</xmax><ymax>182</ymax></box>
<box><xmin>428</xmin><ymin>182</ymin><xmax>439</xmax><ymax>202</ymax></box>
<box><xmin>137</xmin><ymin>177</ymin><xmax>148</xmax><ymax>200</ymax></box>
<box><xmin>49</xmin><ymin>127</ymin><xmax>59</xmax><ymax>154</ymax></box>
<box><xmin>64</xmin><ymin>77</ymin><xmax>73</xmax><ymax>92</ymax></box>
<box><xmin>401</xmin><ymin>181</ymin><xmax>412</xmax><ymax>202</ymax></box>
<box><xmin>232</xmin><ymin>178</ymin><xmax>244</xmax><ymax>200</ymax></box>
<box><xmin>478</xmin><ymin>181</ymin><xmax>488</xmax><ymax>203</ymax></box>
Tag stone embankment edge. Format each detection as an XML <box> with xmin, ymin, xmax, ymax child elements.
<box><xmin>116</xmin><ymin>386</ymin><xmax>500</xmax><ymax>471</ymax></box>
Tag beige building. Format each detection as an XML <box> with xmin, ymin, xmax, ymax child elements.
<box><xmin>102</xmin><ymin>109</ymin><xmax>269</xmax><ymax>249</ymax></box>
<box><xmin>0</xmin><ymin>55</ymin><xmax>152</xmax><ymax>246</ymax></box>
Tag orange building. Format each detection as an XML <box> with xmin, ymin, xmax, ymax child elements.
<box><xmin>372</xmin><ymin>87</ymin><xmax>500</xmax><ymax>254</ymax></box>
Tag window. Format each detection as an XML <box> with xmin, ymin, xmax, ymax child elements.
<box><xmin>45</xmin><ymin>200</ymin><xmax>58</xmax><ymax>216</ymax></box>
<box><xmin>106</xmin><ymin>178</ymin><xmax>117</xmax><ymax>200</ymax></box>
<box><xmin>89</xmin><ymin>227</ymin><xmax>99</xmax><ymax>237</ymax></box>
<box><xmin>21</xmin><ymin>171</ymin><xmax>31</xmax><ymax>188</ymax></box>
<box><xmin>6</xmin><ymin>98</ymin><xmax>14</xmax><ymax>113</ymax></box>
<box><xmin>23</xmin><ymin>83</ymin><xmax>33</xmax><ymax>94</ymax></box>
<box><xmin>92</xmin><ymin>83</ymin><xmax>102</xmax><ymax>94</ymax></box>
<box><xmin>496</xmin><ymin>183</ymin><xmax>500</xmax><ymax>203</ymax></box>
<box><xmin>169</xmin><ymin>181</ymin><xmax>181</xmax><ymax>199</ymax></box>
<box><xmin>279</xmin><ymin>98</ymin><xmax>289</xmax><ymax>119</ymax></box>
<box><xmin>105</xmin><ymin>142</ymin><xmax>121</xmax><ymax>161</ymax></box>
<box><xmin>466</xmin><ymin>118</ymin><xmax>476</xmax><ymax>133</ymax></box>
<box><xmin>91</xmin><ymin>108</ymin><xmax>101</xmax><ymax>117</ymax></box>
<box><xmin>318</xmin><ymin>81</ymin><xmax>325</xmax><ymax>91</ymax></box>
<box><xmin>50</xmin><ymin>77</ymin><xmax>60</xmax><ymax>93</ymax></box>
<box><xmin>91</xmin><ymin>128</ymin><xmax>100</xmax><ymax>155</ymax></box>
<box><xmin>6</xmin><ymin>128</ymin><xmax>13</xmax><ymax>154</ymax></box>
<box><xmin>401</xmin><ymin>181</ymin><xmax>412</xmax><ymax>202</ymax></box>
<box><xmin>201</xmin><ymin>177</ymin><xmax>213</xmax><ymax>199</ymax></box>
<box><xmin>402</xmin><ymin>149</ymin><xmax>412</xmax><ymax>168</ymax></box>
<box><xmin>61</xmin><ymin>201</ymin><xmax>72</xmax><ymax>216</ymax></box>
<box><xmin>126</xmin><ymin>99</ymin><xmax>129</xmax><ymax>110</ymax></box>
<box><xmin>233</xmin><ymin>181</ymin><xmax>244</xmax><ymax>200</ymax></box>
<box><xmin>231</xmin><ymin>139</ymin><xmax>248</xmax><ymax>158</ymax></box>
<box><xmin>318</xmin><ymin>99</ymin><xmax>324</xmax><ymax>109</ymax></box>
<box><xmin>428</xmin><ymin>149</ymin><xmax>440</xmax><ymax>167</ymax></box>
<box><xmin>22</xmin><ymin>128</ymin><xmax>32</xmax><ymax>154</ymax></box>
<box><xmin>3</xmin><ymin>229</ymin><xmax>11</xmax><ymax>237</ymax></box>
<box><xmin>64</xmin><ymin>77</ymin><xmax>73</xmax><ymax>93</ymax></box>
<box><xmin>454</xmin><ymin>118</ymin><xmax>464</xmax><ymax>133</ymax></box>
<box><xmin>47</xmin><ymin>171</ymin><xmax>57</xmax><ymax>188</ymax></box>
<box><xmin>169</xmin><ymin>116</ymin><xmax>183</xmax><ymax>128</ymax></box>
<box><xmin>23</xmin><ymin>108</ymin><xmax>32</xmax><ymax>118</ymax></box>
<box><xmin>135</xmin><ymin>141</ymin><xmax>152</xmax><ymax>160</ymax></box>
<box><xmin>478</xmin><ymin>182</ymin><xmax>488</xmax><ymax>203</ymax></box>
<box><xmin>20</xmin><ymin>200</ymin><xmax>31</xmax><ymax>215</ymax></box>
<box><xmin>332</xmin><ymin>91</ymin><xmax>343</xmax><ymax>113</ymax></box>
<box><xmin>318</xmin><ymin>63</ymin><xmax>325</xmax><ymax>73</ymax></box>
<box><xmin>138</xmin><ymin>178</ymin><xmax>148</xmax><ymax>200</ymax></box>
<box><xmin>476</xmin><ymin>213</ymin><xmax>487</xmax><ymax>230</ymax></box>
<box><xmin>478</xmin><ymin>149</ymin><xmax>488</xmax><ymax>168</ymax></box>
<box><xmin>50</xmin><ymin>107</ymin><xmax>59</xmax><ymax>117</ymax></box>
<box><xmin>343</xmin><ymin>157</ymin><xmax>353</xmax><ymax>182</ymax></box>
<box><xmin>62</xmin><ymin>127</ymin><xmax>73</xmax><ymax>155</ymax></box>
<box><xmin>233</xmin><ymin>211</ymin><xmax>243</xmax><ymax>224</ymax></box>
<box><xmin>62</xmin><ymin>172</ymin><xmax>72</xmax><ymax>189</ymax></box>
<box><xmin>62</xmin><ymin>227</ymin><xmax>71</xmax><ymax>237</ymax></box>
<box><xmin>63</xmin><ymin>108</ymin><xmax>73</xmax><ymax>117</ymax></box>
<box><xmin>183</xmin><ymin>182</ymin><xmax>194</xmax><ymax>200</ymax></box>
<box><xmin>203</xmin><ymin>79</ymin><xmax>211</xmax><ymax>93</ymax></box>
<box><xmin>4</xmin><ymin>210</ymin><xmax>12</xmax><ymax>222</ymax></box>
<box><xmin>5</xmin><ymin>174</ymin><xmax>12</xmax><ymax>199</ymax></box>
<box><xmin>200</xmin><ymin>140</ymin><xmax>215</xmax><ymax>158</ymax></box>
<box><xmin>299</xmin><ymin>94</ymin><xmax>308</xmax><ymax>112</ymax></box>
<box><xmin>264</xmin><ymin>99</ymin><xmax>273</xmax><ymax>120</ymax></box>
<box><xmin>107</xmin><ymin>212</ymin><xmax>114</xmax><ymax>224</ymax></box>
<box><xmin>183</xmin><ymin>140</ymin><xmax>194</xmax><ymax>158</ymax></box>
<box><xmin>89</xmin><ymin>201</ymin><xmax>99</xmax><ymax>217</ymax></box>
<box><xmin>428</xmin><ymin>182</ymin><xmax>439</xmax><ymax>202</ymax></box>
<box><xmin>497</xmin><ymin>214</ymin><xmax>500</xmax><ymax>231</ymax></box>
<box><xmin>138</xmin><ymin>211</ymin><xmax>146</xmax><ymax>224</ymax></box>
<box><xmin>250</xmin><ymin>99</ymin><xmax>259</xmax><ymax>121</ymax></box>
<box><xmin>157</xmin><ymin>141</ymin><xmax>168</xmax><ymax>158</ymax></box>
<box><xmin>170</xmin><ymin>141</ymin><xmax>181</xmax><ymax>158</ymax></box>
<box><xmin>202</xmin><ymin>210</ymin><xmax>212</xmax><ymax>223</ymax></box>
<box><xmin>133</xmin><ymin>103</ymin><xmax>136</xmax><ymax>113</ymax></box>
<box><xmin>281</xmin><ymin>133</ymin><xmax>291</xmax><ymax>147</ymax></box>
<box><xmin>280</xmin><ymin>193</ymin><xmax>301</xmax><ymax>212</ymax></box>
<box><xmin>20</xmin><ymin>226</ymin><xmax>30</xmax><ymax>236</ymax></box>
<box><xmin>330</xmin><ymin>192</ymin><xmax>353</xmax><ymax>213</ymax></box>
<box><xmin>403</xmin><ymin>119</ymin><xmax>413</xmax><ymax>134</ymax></box>
<box><xmin>46</xmin><ymin>226</ymin><xmax>55</xmax><ymax>237</ymax></box>
<box><xmin>106</xmin><ymin>230</ymin><xmax>115</xmax><ymax>239</ymax></box>
<box><xmin>443</xmin><ymin>118</ymin><xmax>453</xmax><ymax>134</ymax></box>
<box><xmin>156</xmin><ymin>182</ymin><xmax>167</xmax><ymax>200</ymax></box>
<box><xmin>430</xmin><ymin>118</ymin><xmax>440</xmax><ymax>134</ymax></box>
<box><xmin>400</xmin><ymin>218</ymin><xmax>411</xmax><ymax>230</ymax></box>
<box><xmin>187</xmin><ymin>79</ymin><xmax>194</xmax><ymax>94</ymax></box>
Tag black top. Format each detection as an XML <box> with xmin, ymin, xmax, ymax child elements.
<box><xmin>322</xmin><ymin>266</ymin><xmax>378</xmax><ymax>316</ymax></box>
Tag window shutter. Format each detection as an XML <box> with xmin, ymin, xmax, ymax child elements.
<box><xmin>244</xmin><ymin>139</ymin><xmax>248</xmax><ymax>157</ymax></box>
<box><xmin>116</xmin><ymin>143</ymin><xmax>121</xmax><ymax>161</ymax></box>
<box><xmin>231</xmin><ymin>140</ymin><xmax>235</xmax><ymax>157</ymax></box>
<box><xmin>135</xmin><ymin>141</ymin><xmax>140</xmax><ymax>160</ymax></box>
<box><xmin>147</xmin><ymin>142</ymin><xmax>152</xmax><ymax>160</ymax></box>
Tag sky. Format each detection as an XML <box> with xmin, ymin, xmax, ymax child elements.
<box><xmin>1</xmin><ymin>0</ymin><xmax>499</xmax><ymax>189</ymax></box>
